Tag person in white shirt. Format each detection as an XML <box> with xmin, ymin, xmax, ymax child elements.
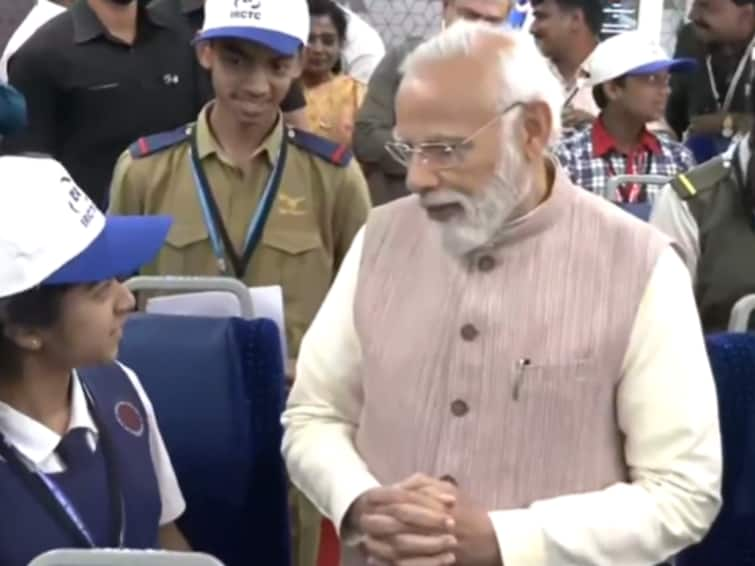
<box><xmin>0</xmin><ymin>0</ymin><xmax>72</xmax><ymax>83</ymax></box>
<box><xmin>0</xmin><ymin>155</ymin><xmax>189</xmax><ymax>565</ymax></box>
<box><xmin>337</xmin><ymin>2</ymin><xmax>385</xmax><ymax>83</ymax></box>
<box><xmin>283</xmin><ymin>21</ymin><xmax>722</xmax><ymax>566</ymax></box>
<box><xmin>530</xmin><ymin>0</ymin><xmax>602</xmax><ymax>129</ymax></box>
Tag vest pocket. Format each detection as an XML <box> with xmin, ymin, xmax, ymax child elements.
<box><xmin>511</xmin><ymin>359</ymin><xmax>600</xmax><ymax>402</ymax></box>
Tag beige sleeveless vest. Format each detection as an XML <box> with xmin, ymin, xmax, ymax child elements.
<box><xmin>343</xmin><ymin>167</ymin><xmax>669</xmax><ymax>565</ymax></box>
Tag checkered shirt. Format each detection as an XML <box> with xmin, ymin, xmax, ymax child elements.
<box><xmin>554</xmin><ymin>123</ymin><xmax>696</xmax><ymax>202</ymax></box>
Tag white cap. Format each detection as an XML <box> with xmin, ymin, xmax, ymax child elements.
<box><xmin>0</xmin><ymin>156</ymin><xmax>170</xmax><ymax>299</ymax></box>
<box><xmin>198</xmin><ymin>0</ymin><xmax>310</xmax><ymax>56</ymax></box>
<box><xmin>582</xmin><ymin>31</ymin><xmax>696</xmax><ymax>87</ymax></box>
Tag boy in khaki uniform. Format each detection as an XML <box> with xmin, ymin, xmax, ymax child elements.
<box><xmin>108</xmin><ymin>1</ymin><xmax>370</xmax><ymax>565</ymax></box>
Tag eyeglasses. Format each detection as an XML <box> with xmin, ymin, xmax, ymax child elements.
<box><xmin>385</xmin><ymin>102</ymin><xmax>523</xmax><ymax>170</ymax></box>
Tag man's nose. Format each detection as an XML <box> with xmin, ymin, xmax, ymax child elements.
<box><xmin>406</xmin><ymin>155</ymin><xmax>441</xmax><ymax>195</ymax></box>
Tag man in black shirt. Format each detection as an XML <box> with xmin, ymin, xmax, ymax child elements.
<box><xmin>149</xmin><ymin>0</ymin><xmax>309</xmax><ymax>128</ymax></box>
<box><xmin>668</xmin><ymin>0</ymin><xmax>755</xmax><ymax>143</ymax></box>
<box><xmin>4</xmin><ymin>0</ymin><xmax>207</xmax><ymax>206</ymax></box>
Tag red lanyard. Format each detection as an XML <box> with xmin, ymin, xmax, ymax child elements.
<box><xmin>604</xmin><ymin>151</ymin><xmax>653</xmax><ymax>203</ymax></box>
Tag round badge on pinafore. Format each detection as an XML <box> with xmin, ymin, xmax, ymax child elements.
<box><xmin>115</xmin><ymin>401</ymin><xmax>145</xmax><ymax>437</ymax></box>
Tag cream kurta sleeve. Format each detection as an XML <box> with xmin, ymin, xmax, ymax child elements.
<box><xmin>491</xmin><ymin>248</ymin><xmax>722</xmax><ymax>565</ymax></box>
<box><xmin>282</xmin><ymin>227</ymin><xmax>380</xmax><ymax>532</ymax></box>
<box><xmin>282</xmin><ymin>240</ymin><xmax>723</xmax><ymax>564</ymax></box>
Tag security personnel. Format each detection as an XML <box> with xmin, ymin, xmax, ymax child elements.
<box><xmin>107</xmin><ymin>1</ymin><xmax>371</xmax><ymax>565</ymax></box>
<box><xmin>651</xmin><ymin>124</ymin><xmax>755</xmax><ymax>332</ymax></box>
<box><xmin>668</xmin><ymin>0</ymin><xmax>755</xmax><ymax>160</ymax></box>
<box><xmin>0</xmin><ymin>156</ymin><xmax>188</xmax><ymax>566</ymax></box>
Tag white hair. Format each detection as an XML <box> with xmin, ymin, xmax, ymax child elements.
<box><xmin>400</xmin><ymin>20</ymin><xmax>565</xmax><ymax>143</ymax></box>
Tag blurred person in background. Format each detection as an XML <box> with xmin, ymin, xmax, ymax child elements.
<box><xmin>668</xmin><ymin>0</ymin><xmax>755</xmax><ymax>155</ymax></box>
<box><xmin>3</xmin><ymin>0</ymin><xmax>206</xmax><ymax>207</ymax></box>
<box><xmin>556</xmin><ymin>32</ymin><xmax>696</xmax><ymax>200</ymax></box>
<box><xmin>353</xmin><ymin>0</ymin><xmax>512</xmax><ymax>205</ymax></box>
<box><xmin>652</xmin><ymin>73</ymin><xmax>755</xmax><ymax>332</ymax></box>
<box><xmin>530</xmin><ymin>0</ymin><xmax>602</xmax><ymax>131</ymax></box>
<box><xmin>338</xmin><ymin>2</ymin><xmax>386</xmax><ymax>83</ymax></box>
<box><xmin>0</xmin><ymin>0</ymin><xmax>73</xmax><ymax>83</ymax></box>
<box><xmin>302</xmin><ymin>0</ymin><xmax>366</xmax><ymax>146</ymax></box>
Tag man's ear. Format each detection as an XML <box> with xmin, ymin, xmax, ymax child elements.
<box><xmin>519</xmin><ymin>101</ymin><xmax>553</xmax><ymax>161</ymax></box>
<box><xmin>196</xmin><ymin>40</ymin><xmax>213</xmax><ymax>71</ymax></box>
<box><xmin>566</xmin><ymin>7</ymin><xmax>583</xmax><ymax>33</ymax></box>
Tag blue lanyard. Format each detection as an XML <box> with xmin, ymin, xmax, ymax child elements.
<box><xmin>189</xmin><ymin>125</ymin><xmax>289</xmax><ymax>278</ymax></box>
<box><xmin>0</xmin><ymin>382</ymin><xmax>125</xmax><ymax>548</ymax></box>
<box><xmin>35</xmin><ymin>468</ymin><xmax>97</xmax><ymax>547</ymax></box>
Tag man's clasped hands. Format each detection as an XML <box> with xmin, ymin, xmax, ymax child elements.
<box><xmin>345</xmin><ymin>474</ymin><xmax>503</xmax><ymax>566</ymax></box>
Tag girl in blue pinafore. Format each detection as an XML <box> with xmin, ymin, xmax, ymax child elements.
<box><xmin>0</xmin><ymin>155</ymin><xmax>189</xmax><ymax>565</ymax></box>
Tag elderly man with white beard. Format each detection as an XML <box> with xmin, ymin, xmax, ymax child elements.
<box><xmin>282</xmin><ymin>21</ymin><xmax>722</xmax><ymax>566</ymax></box>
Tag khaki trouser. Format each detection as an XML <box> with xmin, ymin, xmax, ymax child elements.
<box><xmin>290</xmin><ymin>485</ymin><xmax>321</xmax><ymax>566</ymax></box>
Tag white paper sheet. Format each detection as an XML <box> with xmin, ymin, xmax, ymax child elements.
<box><xmin>145</xmin><ymin>286</ymin><xmax>287</xmax><ymax>361</ymax></box>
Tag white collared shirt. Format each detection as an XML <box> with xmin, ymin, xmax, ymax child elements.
<box><xmin>0</xmin><ymin>0</ymin><xmax>67</xmax><ymax>83</ymax></box>
<box><xmin>0</xmin><ymin>363</ymin><xmax>185</xmax><ymax>526</ymax></box>
<box><xmin>339</xmin><ymin>4</ymin><xmax>385</xmax><ymax>84</ymax></box>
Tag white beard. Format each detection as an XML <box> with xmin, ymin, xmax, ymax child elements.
<box><xmin>420</xmin><ymin>142</ymin><xmax>535</xmax><ymax>258</ymax></box>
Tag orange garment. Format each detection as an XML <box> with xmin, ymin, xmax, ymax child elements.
<box><xmin>304</xmin><ymin>74</ymin><xmax>366</xmax><ymax>147</ymax></box>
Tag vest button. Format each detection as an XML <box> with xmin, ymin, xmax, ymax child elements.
<box><xmin>440</xmin><ymin>474</ymin><xmax>458</xmax><ymax>486</ymax></box>
<box><xmin>450</xmin><ymin>399</ymin><xmax>469</xmax><ymax>417</ymax></box>
<box><xmin>477</xmin><ymin>255</ymin><xmax>496</xmax><ymax>272</ymax></box>
<box><xmin>461</xmin><ymin>324</ymin><xmax>479</xmax><ymax>341</ymax></box>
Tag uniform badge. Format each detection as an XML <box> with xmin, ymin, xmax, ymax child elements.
<box><xmin>278</xmin><ymin>193</ymin><xmax>307</xmax><ymax>216</ymax></box>
<box><xmin>115</xmin><ymin>401</ymin><xmax>145</xmax><ymax>437</ymax></box>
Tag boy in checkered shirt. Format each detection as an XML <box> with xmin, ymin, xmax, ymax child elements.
<box><xmin>555</xmin><ymin>31</ymin><xmax>697</xmax><ymax>203</ymax></box>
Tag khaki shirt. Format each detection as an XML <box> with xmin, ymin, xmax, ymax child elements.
<box><xmin>109</xmin><ymin>105</ymin><xmax>371</xmax><ymax>357</ymax></box>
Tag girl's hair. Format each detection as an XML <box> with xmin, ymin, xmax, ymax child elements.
<box><xmin>0</xmin><ymin>285</ymin><xmax>72</xmax><ymax>376</ymax></box>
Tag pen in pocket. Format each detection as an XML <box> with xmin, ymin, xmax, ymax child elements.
<box><xmin>513</xmin><ymin>358</ymin><xmax>531</xmax><ymax>401</ymax></box>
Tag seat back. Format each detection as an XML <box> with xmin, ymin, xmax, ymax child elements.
<box><xmin>685</xmin><ymin>135</ymin><xmax>733</xmax><ymax>165</ymax></box>
<box><xmin>728</xmin><ymin>294</ymin><xmax>755</xmax><ymax>332</ymax></box>
<box><xmin>677</xmin><ymin>333</ymin><xmax>755</xmax><ymax>566</ymax></box>
<box><xmin>117</xmin><ymin>314</ymin><xmax>290</xmax><ymax>566</ymax></box>
<box><xmin>601</xmin><ymin>174</ymin><xmax>671</xmax><ymax>221</ymax></box>
<box><xmin>28</xmin><ymin>549</ymin><xmax>224</xmax><ymax>566</ymax></box>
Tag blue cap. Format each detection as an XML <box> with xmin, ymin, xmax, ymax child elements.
<box><xmin>626</xmin><ymin>58</ymin><xmax>698</xmax><ymax>76</ymax></box>
<box><xmin>44</xmin><ymin>215</ymin><xmax>172</xmax><ymax>285</ymax></box>
<box><xmin>196</xmin><ymin>0</ymin><xmax>309</xmax><ymax>56</ymax></box>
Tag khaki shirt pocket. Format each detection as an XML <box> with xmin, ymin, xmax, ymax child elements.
<box><xmin>155</xmin><ymin>223</ymin><xmax>215</xmax><ymax>276</ymax></box>
<box><xmin>257</xmin><ymin>230</ymin><xmax>332</xmax><ymax>356</ymax></box>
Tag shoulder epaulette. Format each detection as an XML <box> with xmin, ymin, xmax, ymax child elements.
<box><xmin>670</xmin><ymin>155</ymin><xmax>731</xmax><ymax>201</ymax></box>
<box><xmin>287</xmin><ymin>128</ymin><xmax>352</xmax><ymax>167</ymax></box>
<box><xmin>128</xmin><ymin>124</ymin><xmax>192</xmax><ymax>159</ymax></box>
